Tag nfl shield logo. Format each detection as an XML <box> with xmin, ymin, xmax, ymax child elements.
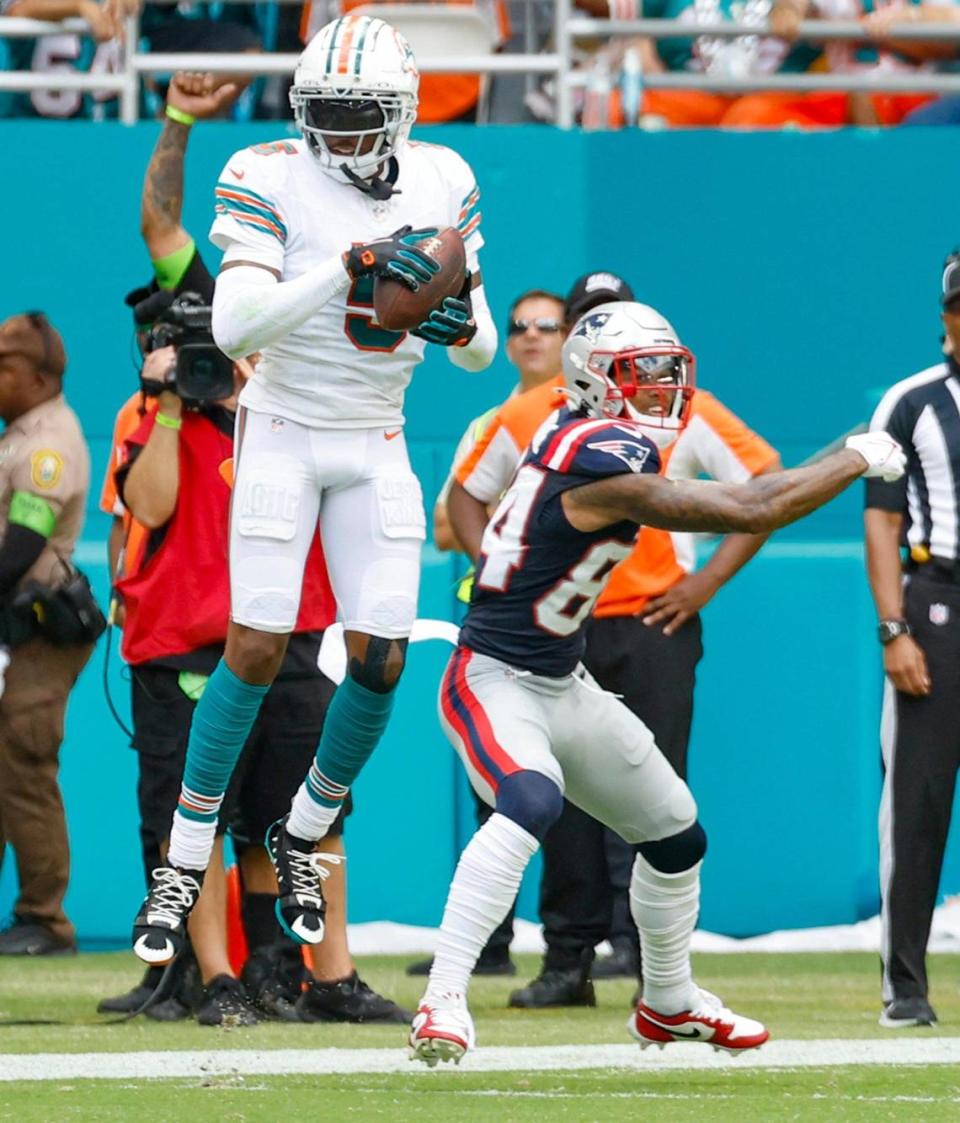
<box><xmin>930</xmin><ymin>603</ymin><xmax>950</xmax><ymax>626</ymax></box>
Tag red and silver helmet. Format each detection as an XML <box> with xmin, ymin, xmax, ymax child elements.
<box><xmin>561</xmin><ymin>302</ymin><xmax>695</xmax><ymax>438</ymax></box>
<box><xmin>291</xmin><ymin>16</ymin><xmax>419</xmax><ymax>185</ymax></box>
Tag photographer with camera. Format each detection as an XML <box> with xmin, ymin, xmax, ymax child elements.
<box><xmin>0</xmin><ymin>312</ymin><xmax>101</xmax><ymax>957</ymax></box>
<box><xmin>101</xmin><ymin>297</ymin><xmax>408</xmax><ymax>1026</ymax></box>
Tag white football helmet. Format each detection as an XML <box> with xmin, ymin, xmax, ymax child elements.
<box><xmin>561</xmin><ymin>302</ymin><xmax>695</xmax><ymax>438</ymax></box>
<box><xmin>290</xmin><ymin>15</ymin><xmax>419</xmax><ymax>186</ymax></box>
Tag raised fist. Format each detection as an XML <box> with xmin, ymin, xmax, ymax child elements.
<box><xmin>845</xmin><ymin>432</ymin><xmax>906</xmax><ymax>482</ymax></box>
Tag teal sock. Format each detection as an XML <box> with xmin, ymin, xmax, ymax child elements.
<box><xmin>286</xmin><ymin>677</ymin><xmax>396</xmax><ymax>841</ymax></box>
<box><xmin>308</xmin><ymin>676</ymin><xmax>395</xmax><ymax>801</ymax></box>
<box><xmin>181</xmin><ymin>660</ymin><xmax>270</xmax><ymax>808</ymax></box>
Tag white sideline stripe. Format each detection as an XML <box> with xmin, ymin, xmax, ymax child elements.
<box><xmin>3</xmin><ymin>1038</ymin><xmax>960</xmax><ymax>1082</ymax></box>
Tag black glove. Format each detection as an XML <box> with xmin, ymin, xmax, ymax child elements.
<box><xmin>412</xmin><ymin>271</ymin><xmax>477</xmax><ymax>347</ymax></box>
<box><xmin>343</xmin><ymin>225</ymin><xmax>441</xmax><ymax>292</ymax></box>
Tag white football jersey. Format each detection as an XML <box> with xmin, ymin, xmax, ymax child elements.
<box><xmin>210</xmin><ymin>137</ymin><xmax>484</xmax><ymax>428</ymax></box>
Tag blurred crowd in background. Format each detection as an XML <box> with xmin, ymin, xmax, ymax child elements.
<box><xmin>3</xmin><ymin>0</ymin><xmax>960</xmax><ymax>127</ymax></box>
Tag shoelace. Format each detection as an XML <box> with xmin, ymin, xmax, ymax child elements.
<box><xmin>286</xmin><ymin>850</ymin><xmax>344</xmax><ymax>904</ymax></box>
<box><xmin>146</xmin><ymin>868</ymin><xmax>200</xmax><ymax>928</ymax></box>
<box><xmin>689</xmin><ymin>988</ymin><xmax>733</xmax><ymax>1021</ymax></box>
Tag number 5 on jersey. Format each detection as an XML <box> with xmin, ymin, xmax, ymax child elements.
<box><xmin>344</xmin><ymin>273</ymin><xmax>407</xmax><ymax>353</ymax></box>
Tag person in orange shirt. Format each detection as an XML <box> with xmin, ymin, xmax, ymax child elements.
<box><xmin>101</xmin><ymin>393</ymin><xmax>155</xmax><ymax>604</ymax></box>
<box><xmin>449</xmin><ymin>288</ymin><xmax>780</xmax><ymax>1007</ymax></box>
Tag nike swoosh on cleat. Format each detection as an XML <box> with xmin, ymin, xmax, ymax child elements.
<box><xmin>640</xmin><ymin>1015</ymin><xmax>715</xmax><ymax>1040</ymax></box>
<box><xmin>133</xmin><ymin>935</ymin><xmax>174</xmax><ymax>964</ymax></box>
<box><xmin>291</xmin><ymin>916</ymin><xmax>325</xmax><ymax>944</ymax></box>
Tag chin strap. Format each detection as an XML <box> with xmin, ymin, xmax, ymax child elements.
<box><xmin>339</xmin><ymin>158</ymin><xmax>401</xmax><ymax>202</ymax></box>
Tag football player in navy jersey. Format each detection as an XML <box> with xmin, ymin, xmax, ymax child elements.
<box><xmin>409</xmin><ymin>302</ymin><xmax>907</xmax><ymax>1066</ymax></box>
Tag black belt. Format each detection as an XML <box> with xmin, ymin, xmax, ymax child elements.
<box><xmin>907</xmin><ymin>555</ymin><xmax>960</xmax><ymax>585</ymax></box>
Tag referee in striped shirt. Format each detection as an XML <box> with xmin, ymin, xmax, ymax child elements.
<box><xmin>865</xmin><ymin>252</ymin><xmax>960</xmax><ymax>1030</ymax></box>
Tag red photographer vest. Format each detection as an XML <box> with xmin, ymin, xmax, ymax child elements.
<box><xmin>118</xmin><ymin>410</ymin><xmax>335</xmax><ymax>666</ymax></box>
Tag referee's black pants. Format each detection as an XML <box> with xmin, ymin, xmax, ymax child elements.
<box><xmin>539</xmin><ymin>612</ymin><xmax>703</xmax><ymax>972</ymax></box>
<box><xmin>880</xmin><ymin>569</ymin><xmax>960</xmax><ymax>1003</ymax></box>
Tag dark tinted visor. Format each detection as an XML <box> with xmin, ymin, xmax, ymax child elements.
<box><xmin>305</xmin><ymin>98</ymin><xmax>385</xmax><ymax>134</ymax></box>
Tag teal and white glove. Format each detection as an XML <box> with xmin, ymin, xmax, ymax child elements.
<box><xmin>413</xmin><ymin>272</ymin><xmax>477</xmax><ymax>347</ymax></box>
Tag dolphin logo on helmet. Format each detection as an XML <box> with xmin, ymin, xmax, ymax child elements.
<box><xmin>561</xmin><ymin>301</ymin><xmax>696</xmax><ymax>443</ymax></box>
<box><xmin>290</xmin><ymin>16</ymin><xmax>419</xmax><ymax>195</ymax></box>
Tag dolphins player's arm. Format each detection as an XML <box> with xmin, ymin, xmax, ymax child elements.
<box><xmin>211</xmin><ymin>227</ymin><xmax>441</xmax><ymax>359</ymax></box>
<box><xmin>562</xmin><ymin>446</ymin><xmax>883</xmax><ymax>536</ymax></box>
<box><xmin>211</xmin><ymin>253</ymin><xmax>350</xmax><ymax>359</ymax></box>
<box><xmin>447</xmin><ymin>270</ymin><xmax>498</xmax><ymax>373</ymax></box>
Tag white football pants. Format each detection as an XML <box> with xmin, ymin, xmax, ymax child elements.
<box><xmin>230</xmin><ymin>407</ymin><xmax>425</xmax><ymax>637</ymax></box>
<box><xmin>439</xmin><ymin>647</ymin><xmax>697</xmax><ymax>844</ymax></box>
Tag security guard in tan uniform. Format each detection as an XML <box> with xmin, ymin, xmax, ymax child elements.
<box><xmin>0</xmin><ymin>312</ymin><xmax>96</xmax><ymax>956</ymax></box>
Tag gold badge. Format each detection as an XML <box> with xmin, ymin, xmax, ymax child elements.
<box><xmin>30</xmin><ymin>449</ymin><xmax>63</xmax><ymax>490</ymax></box>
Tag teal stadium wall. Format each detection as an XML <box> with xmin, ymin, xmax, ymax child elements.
<box><xmin>1</xmin><ymin>122</ymin><xmax>959</xmax><ymax>944</ymax></box>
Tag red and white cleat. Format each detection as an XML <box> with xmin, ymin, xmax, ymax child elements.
<box><xmin>628</xmin><ymin>987</ymin><xmax>769</xmax><ymax>1054</ymax></box>
<box><xmin>409</xmin><ymin>991</ymin><xmax>476</xmax><ymax>1067</ymax></box>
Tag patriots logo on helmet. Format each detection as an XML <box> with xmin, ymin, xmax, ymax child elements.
<box><xmin>575</xmin><ymin>311</ymin><xmax>614</xmax><ymax>345</ymax></box>
<box><xmin>587</xmin><ymin>438</ymin><xmax>652</xmax><ymax>473</ymax></box>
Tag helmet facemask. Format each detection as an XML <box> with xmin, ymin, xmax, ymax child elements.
<box><xmin>602</xmin><ymin>347</ymin><xmax>695</xmax><ymax>429</ymax></box>
<box><xmin>290</xmin><ymin>88</ymin><xmax>416</xmax><ymax>182</ymax></box>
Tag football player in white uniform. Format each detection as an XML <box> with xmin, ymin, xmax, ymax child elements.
<box><xmin>133</xmin><ymin>14</ymin><xmax>497</xmax><ymax>965</ymax></box>
<box><xmin>409</xmin><ymin>303</ymin><xmax>906</xmax><ymax>1065</ymax></box>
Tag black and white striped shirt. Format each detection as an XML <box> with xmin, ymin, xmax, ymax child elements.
<box><xmin>866</xmin><ymin>361</ymin><xmax>960</xmax><ymax>561</ymax></box>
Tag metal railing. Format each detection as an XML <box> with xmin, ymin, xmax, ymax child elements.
<box><xmin>1</xmin><ymin>1</ymin><xmax>960</xmax><ymax>126</ymax></box>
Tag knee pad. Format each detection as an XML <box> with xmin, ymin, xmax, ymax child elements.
<box><xmin>638</xmin><ymin>821</ymin><xmax>707</xmax><ymax>874</ymax></box>
<box><xmin>495</xmin><ymin>771</ymin><xmax>564</xmax><ymax>841</ymax></box>
<box><xmin>347</xmin><ymin>636</ymin><xmax>408</xmax><ymax>694</ymax></box>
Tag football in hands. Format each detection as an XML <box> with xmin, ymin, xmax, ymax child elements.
<box><xmin>374</xmin><ymin>227</ymin><xmax>467</xmax><ymax>332</ymax></box>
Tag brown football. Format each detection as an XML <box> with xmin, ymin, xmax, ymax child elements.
<box><xmin>374</xmin><ymin>227</ymin><xmax>467</xmax><ymax>333</ymax></box>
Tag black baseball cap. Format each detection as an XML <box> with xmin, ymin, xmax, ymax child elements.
<box><xmin>565</xmin><ymin>271</ymin><xmax>635</xmax><ymax>323</ymax></box>
<box><xmin>943</xmin><ymin>252</ymin><xmax>960</xmax><ymax>309</ymax></box>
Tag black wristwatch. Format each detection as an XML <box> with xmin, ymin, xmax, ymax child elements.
<box><xmin>878</xmin><ymin>618</ymin><xmax>911</xmax><ymax>646</ymax></box>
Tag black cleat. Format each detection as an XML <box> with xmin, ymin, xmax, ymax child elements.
<box><xmin>509</xmin><ymin>966</ymin><xmax>596</xmax><ymax>1009</ymax></box>
<box><xmin>241</xmin><ymin>944</ymin><xmax>304</xmax><ymax>1022</ymax></box>
<box><xmin>591</xmin><ymin>944</ymin><xmax>639</xmax><ymax>980</ymax></box>
<box><xmin>97</xmin><ymin>966</ymin><xmax>165</xmax><ymax>1014</ymax></box>
<box><xmin>196</xmin><ymin>974</ymin><xmax>260</xmax><ymax>1027</ymax></box>
<box><xmin>142</xmin><ymin>949</ymin><xmax>198</xmax><ymax>1021</ymax></box>
<box><xmin>144</xmin><ymin>995</ymin><xmax>192</xmax><ymax>1022</ymax></box>
<box><xmin>296</xmin><ymin>970</ymin><xmax>412</xmax><ymax>1024</ymax></box>
<box><xmin>265</xmin><ymin>818</ymin><xmax>339</xmax><ymax>946</ymax></box>
<box><xmin>132</xmin><ymin>863</ymin><xmax>204</xmax><ymax>965</ymax></box>
<box><xmin>880</xmin><ymin>996</ymin><xmax>938</xmax><ymax>1028</ymax></box>
<box><xmin>0</xmin><ymin>918</ymin><xmax>75</xmax><ymax>957</ymax></box>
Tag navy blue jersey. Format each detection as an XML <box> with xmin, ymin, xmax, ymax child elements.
<box><xmin>460</xmin><ymin>407</ymin><xmax>660</xmax><ymax>676</ymax></box>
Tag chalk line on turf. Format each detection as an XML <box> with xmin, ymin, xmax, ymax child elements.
<box><xmin>2</xmin><ymin>1038</ymin><xmax>960</xmax><ymax>1082</ymax></box>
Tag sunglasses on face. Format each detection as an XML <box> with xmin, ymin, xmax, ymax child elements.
<box><xmin>507</xmin><ymin>318</ymin><xmax>563</xmax><ymax>337</ymax></box>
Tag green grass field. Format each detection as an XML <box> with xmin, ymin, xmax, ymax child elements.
<box><xmin>2</xmin><ymin>951</ymin><xmax>960</xmax><ymax>1120</ymax></box>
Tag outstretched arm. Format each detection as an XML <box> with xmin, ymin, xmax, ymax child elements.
<box><xmin>564</xmin><ymin>435</ymin><xmax>902</xmax><ymax>536</ymax></box>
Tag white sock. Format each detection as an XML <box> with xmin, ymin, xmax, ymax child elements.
<box><xmin>286</xmin><ymin>787</ymin><xmax>342</xmax><ymax>842</ymax></box>
<box><xmin>630</xmin><ymin>852</ymin><xmax>701</xmax><ymax>1015</ymax></box>
<box><xmin>167</xmin><ymin>808</ymin><xmax>218</xmax><ymax>872</ymax></box>
<box><xmin>427</xmin><ymin>813</ymin><xmax>537</xmax><ymax>999</ymax></box>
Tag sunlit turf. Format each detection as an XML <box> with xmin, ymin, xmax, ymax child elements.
<box><xmin>3</xmin><ymin>953</ymin><xmax>960</xmax><ymax>1119</ymax></box>
<box><xmin>2</xmin><ymin>950</ymin><xmax>960</xmax><ymax>1056</ymax></box>
<box><xmin>3</xmin><ymin>1067</ymin><xmax>960</xmax><ymax>1123</ymax></box>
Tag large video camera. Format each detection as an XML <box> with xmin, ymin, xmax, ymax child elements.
<box><xmin>136</xmin><ymin>290</ymin><xmax>235</xmax><ymax>405</ymax></box>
